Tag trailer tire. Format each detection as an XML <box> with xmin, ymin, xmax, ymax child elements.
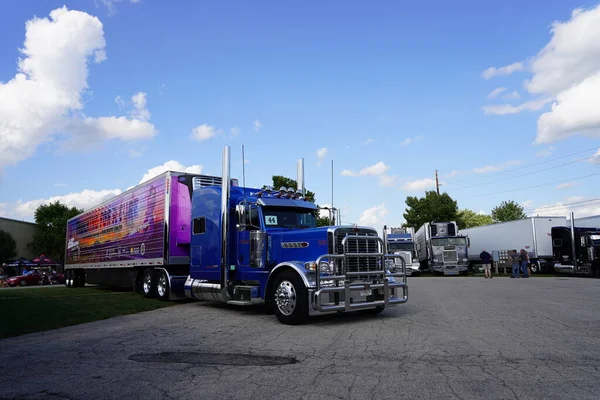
<box><xmin>142</xmin><ymin>268</ymin><xmax>156</xmax><ymax>298</ymax></box>
<box><xmin>271</xmin><ymin>270</ymin><xmax>308</xmax><ymax>325</ymax></box>
<box><xmin>156</xmin><ymin>269</ymin><xmax>170</xmax><ymax>301</ymax></box>
<box><xmin>530</xmin><ymin>261</ymin><xmax>539</xmax><ymax>274</ymax></box>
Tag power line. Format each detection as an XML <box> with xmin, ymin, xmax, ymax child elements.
<box><xmin>443</xmin><ymin>146</ymin><xmax>598</xmax><ymax>186</ymax></box>
<box><xmin>523</xmin><ymin>197</ymin><xmax>600</xmax><ymax>214</ymax></box>
<box><xmin>466</xmin><ymin>172</ymin><xmax>600</xmax><ymax>198</ymax></box>
<box><xmin>450</xmin><ymin>154</ymin><xmax>595</xmax><ymax>191</ymax></box>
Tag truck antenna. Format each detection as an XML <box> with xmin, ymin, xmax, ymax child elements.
<box><xmin>242</xmin><ymin>144</ymin><xmax>246</xmax><ymax>188</ymax></box>
<box><xmin>331</xmin><ymin>159</ymin><xmax>335</xmax><ymax>225</ymax></box>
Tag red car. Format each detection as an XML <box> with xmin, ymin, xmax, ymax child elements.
<box><xmin>5</xmin><ymin>271</ymin><xmax>43</xmax><ymax>287</ymax></box>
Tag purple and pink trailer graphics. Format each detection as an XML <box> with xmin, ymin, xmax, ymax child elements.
<box><xmin>65</xmin><ymin>172</ymin><xmax>221</xmax><ymax>269</ymax></box>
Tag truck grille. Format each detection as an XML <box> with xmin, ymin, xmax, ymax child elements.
<box><xmin>328</xmin><ymin>228</ymin><xmax>381</xmax><ymax>278</ymax></box>
<box><xmin>443</xmin><ymin>250</ymin><xmax>458</xmax><ymax>263</ymax></box>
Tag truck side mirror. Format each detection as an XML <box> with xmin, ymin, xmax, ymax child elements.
<box><xmin>236</xmin><ymin>204</ymin><xmax>247</xmax><ymax>230</ymax></box>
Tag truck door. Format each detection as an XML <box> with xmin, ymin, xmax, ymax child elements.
<box><xmin>237</xmin><ymin>204</ymin><xmax>260</xmax><ymax>266</ymax></box>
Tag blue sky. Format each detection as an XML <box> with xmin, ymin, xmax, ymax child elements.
<box><xmin>1</xmin><ymin>0</ymin><xmax>600</xmax><ymax>232</ymax></box>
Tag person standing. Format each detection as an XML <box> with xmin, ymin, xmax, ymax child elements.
<box><xmin>480</xmin><ymin>249</ymin><xmax>492</xmax><ymax>279</ymax></box>
<box><xmin>510</xmin><ymin>250</ymin><xmax>520</xmax><ymax>278</ymax></box>
<box><xmin>520</xmin><ymin>249</ymin><xmax>530</xmax><ymax>278</ymax></box>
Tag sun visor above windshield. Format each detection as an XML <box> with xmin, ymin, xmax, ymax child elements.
<box><xmin>256</xmin><ymin>198</ymin><xmax>317</xmax><ymax>210</ymax></box>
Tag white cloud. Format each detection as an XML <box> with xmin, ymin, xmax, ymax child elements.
<box><xmin>481</xmin><ymin>62</ymin><xmax>525</xmax><ymax>79</ymax></box>
<box><xmin>482</xmin><ymin>98</ymin><xmax>552</xmax><ymax>115</ymax></box>
<box><xmin>191</xmin><ymin>124</ymin><xmax>220</xmax><ymax>141</ymax></box>
<box><xmin>487</xmin><ymin>87</ymin><xmax>506</xmax><ymax>99</ymax></box>
<box><xmin>401</xmin><ymin>178</ymin><xmax>435</xmax><ymax>192</ymax></box>
<box><xmin>378</xmin><ymin>175</ymin><xmax>397</xmax><ymax>187</ymax></box>
<box><xmin>98</xmin><ymin>0</ymin><xmax>141</xmax><ymax>15</ymax></box>
<box><xmin>590</xmin><ymin>149</ymin><xmax>600</xmax><ymax>164</ymax></box>
<box><xmin>363</xmin><ymin>138</ymin><xmax>374</xmax><ymax>145</ymax></box>
<box><xmin>473</xmin><ymin>160</ymin><xmax>520</xmax><ymax>174</ymax></box>
<box><xmin>139</xmin><ymin>161</ymin><xmax>203</xmax><ymax>184</ymax></box>
<box><xmin>536</xmin><ymin>146</ymin><xmax>555</xmax><ymax>158</ymax></box>
<box><xmin>503</xmin><ymin>90</ymin><xmax>520</xmax><ymax>100</ymax></box>
<box><xmin>115</xmin><ymin>95</ymin><xmax>125</xmax><ymax>109</ymax></box>
<box><xmin>0</xmin><ymin>7</ymin><xmax>156</xmax><ymax>169</ymax></box>
<box><xmin>444</xmin><ymin>170</ymin><xmax>462</xmax><ymax>178</ymax></box>
<box><xmin>358</xmin><ymin>203</ymin><xmax>388</xmax><ymax>228</ymax></box>
<box><xmin>230</xmin><ymin>127</ymin><xmax>240</xmax><ymax>136</ymax></box>
<box><xmin>556</xmin><ymin>182</ymin><xmax>579</xmax><ymax>190</ymax></box>
<box><xmin>14</xmin><ymin>188</ymin><xmax>122</xmax><ymax>220</ymax></box>
<box><xmin>341</xmin><ymin>161</ymin><xmax>390</xmax><ymax>177</ymax></box>
<box><xmin>253</xmin><ymin>119</ymin><xmax>262</xmax><ymax>132</ymax></box>
<box><xmin>400</xmin><ymin>135</ymin><xmax>423</xmax><ymax>146</ymax></box>
<box><xmin>316</xmin><ymin>147</ymin><xmax>327</xmax><ymax>166</ymax></box>
<box><xmin>536</xmin><ymin>72</ymin><xmax>600</xmax><ymax>143</ymax></box>
<box><xmin>532</xmin><ymin>196</ymin><xmax>600</xmax><ymax>218</ymax></box>
<box><xmin>0</xmin><ymin>7</ymin><xmax>104</xmax><ymax>168</ymax></box>
<box><xmin>522</xmin><ymin>200</ymin><xmax>534</xmax><ymax>208</ymax></box>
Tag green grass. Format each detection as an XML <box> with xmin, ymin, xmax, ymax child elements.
<box><xmin>0</xmin><ymin>286</ymin><xmax>176</xmax><ymax>339</ymax></box>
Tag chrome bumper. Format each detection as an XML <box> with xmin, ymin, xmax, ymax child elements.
<box><xmin>311</xmin><ymin>235</ymin><xmax>408</xmax><ymax>314</ymax></box>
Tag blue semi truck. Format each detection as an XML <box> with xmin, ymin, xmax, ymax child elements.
<box><xmin>183</xmin><ymin>146</ymin><xmax>408</xmax><ymax>324</ymax></box>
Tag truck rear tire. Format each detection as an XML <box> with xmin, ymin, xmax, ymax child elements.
<box><xmin>142</xmin><ymin>268</ymin><xmax>156</xmax><ymax>298</ymax></box>
<box><xmin>156</xmin><ymin>269</ymin><xmax>170</xmax><ymax>301</ymax></box>
<box><xmin>271</xmin><ymin>270</ymin><xmax>308</xmax><ymax>325</ymax></box>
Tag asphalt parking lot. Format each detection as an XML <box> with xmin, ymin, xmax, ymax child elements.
<box><xmin>1</xmin><ymin>276</ymin><xmax>600</xmax><ymax>400</ymax></box>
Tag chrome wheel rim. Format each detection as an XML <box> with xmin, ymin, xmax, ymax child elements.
<box><xmin>157</xmin><ymin>274</ymin><xmax>167</xmax><ymax>297</ymax></box>
<box><xmin>274</xmin><ymin>280</ymin><xmax>297</xmax><ymax>316</ymax></box>
<box><xmin>143</xmin><ymin>272</ymin><xmax>152</xmax><ymax>294</ymax></box>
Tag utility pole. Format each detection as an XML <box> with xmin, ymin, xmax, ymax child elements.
<box><xmin>435</xmin><ymin>169</ymin><xmax>440</xmax><ymax>195</ymax></box>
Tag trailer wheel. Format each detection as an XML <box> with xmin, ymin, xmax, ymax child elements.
<box><xmin>142</xmin><ymin>268</ymin><xmax>156</xmax><ymax>298</ymax></box>
<box><xmin>530</xmin><ymin>261</ymin><xmax>539</xmax><ymax>274</ymax></box>
<box><xmin>156</xmin><ymin>270</ymin><xmax>170</xmax><ymax>301</ymax></box>
<box><xmin>271</xmin><ymin>270</ymin><xmax>308</xmax><ymax>325</ymax></box>
<box><xmin>65</xmin><ymin>270</ymin><xmax>73</xmax><ymax>288</ymax></box>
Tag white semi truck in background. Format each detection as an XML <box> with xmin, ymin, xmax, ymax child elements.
<box><xmin>383</xmin><ymin>226</ymin><xmax>420</xmax><ymax>276</ymax></box>
<box><xmin>459</xmin><ymin>216</ymin><xmax>567</xmax><ymax>274</ymax></box>
<box><xmin>414</xmin><ymin>221</ymin><xmax>469</xmax><ymax>276</ymax></box>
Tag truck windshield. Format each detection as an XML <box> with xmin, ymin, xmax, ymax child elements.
<box><xmin>261</xmin><ymin>207</ymin><xmax>317</xmax><ymax>229</ymax></box>
<box><xmin>388</xmin><ymin>242</ymin><xmax>413</xmax><ymax>252</ymax></box>
<box><xmin>431</xmin><ymin>237</ymin><xmax>467</xmax><ymax>246</ymax></box>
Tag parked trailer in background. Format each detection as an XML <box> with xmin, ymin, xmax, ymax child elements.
<box><xmin>458</xmin><ymin>216</ymin><xmax>566</xmax><ymax>274</ymax></box>
<box><xmin>64</xmin><ymin>172</ymin><xmax>239</xmax><ymax>294</ymax></box>
<box><xmin>414</xmin><ymin>221</ymin><xmax>469</xmax><ymax>276</ymax></box>
<box><xmin>572</xmin><ymin>215</ymin><xmax>600</xmax><ymax>228</ymax></box>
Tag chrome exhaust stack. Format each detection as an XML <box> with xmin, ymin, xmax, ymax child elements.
<box><xmin>186</xmin><ymin>146</ymin><xmax>231</xmax><ymax>303</ymax></box>
<box><xmin>570</xmin><ymin>212</ymin><xmax>577</xmax><ymax>265</ymax></box>
<box><xmin>297</xmin><ymin>158</ymin><xmax>305</xmax><ymax>196</ymax></box>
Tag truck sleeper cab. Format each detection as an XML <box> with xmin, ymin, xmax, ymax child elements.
<box><xmin>184</xmin><ymin>147</ymin><xmax>408</xmax><ymax>324</ymax></box>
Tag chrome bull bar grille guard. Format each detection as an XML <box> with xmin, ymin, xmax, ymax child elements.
<box><xmin>313</xmin><ymin>235</ymin><xmax>408</xmax><ymax>313</ymax></box>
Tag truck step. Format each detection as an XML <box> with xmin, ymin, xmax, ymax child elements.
<box><xmin>227</xmin><ymin>300</ymin><xmax>254</xmax><ymax>306</ymax></box>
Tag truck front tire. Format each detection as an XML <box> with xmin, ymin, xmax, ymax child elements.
<box><xmin>271</xmin><ymin>270</ymin><xmax>308</xmax><ymax>325</ymax></box>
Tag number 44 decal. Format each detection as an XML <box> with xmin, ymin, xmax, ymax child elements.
<box><xmin>265</xmin><ymin>216</ymin><xmax>278</xmax><ymax>225</ymax></box>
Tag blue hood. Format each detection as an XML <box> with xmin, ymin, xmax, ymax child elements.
<box><xmin>268</xmin><ymin>227</ymin><xmax>330</xmax><ymax>265</ymax></box>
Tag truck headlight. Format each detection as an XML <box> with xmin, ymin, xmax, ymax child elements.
<box><xmin>433</xmin><ymin>259</ymin><xmax>439</xmax><ymax>262</ymax></box>
<box><xmin>462</xmin><ymin>258</ymin><xmax>468</xmax><ymax>262</ymax></box>
<box><xmin>305</xmin><ymin>261</ymin><xmax>334</xmax><ymax>274</ymax></box>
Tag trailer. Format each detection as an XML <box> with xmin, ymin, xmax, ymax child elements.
<box><xmin>414</xmin><ymin>221</ymin><xmax>469</xmax><ymax>276</ymax></box>
<box><xmin>458</xmin><ymin>216</ymin><xmax>566</xmax><ymax>273</ymax></box>
<box><xmin>65</xmin><ymin>147</ymin><xmax>408</xmax><ymax>324</ymax></box>
<box><xmin>572</xmin><ymin>215</ymin><xmax>600</xmax><ymax>228</ymax></box>
<box><xmin>64</xmin><ymin>172</ymin><xmax>238</xmax><ymax>295</ymax></box>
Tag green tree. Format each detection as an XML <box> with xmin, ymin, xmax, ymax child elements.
<box><xmin>265</xmin><ymin>176</ymin><xmax>331</xmax><ymax>226</ymax></box>
<box><xmin>403</xmin><ymin>191</ymin><xmax>458</xmax><ymax>229</ymax></box>
<box><xmin>0</xmin><ymin>229</ymin><xmax>17</xmax><ymax>264</ymax></box>
<box><xmin>456</xmin><ymin>209</ymin><xmax>494</xmax><ymax>229</ymax></box>
<box><xmin>31</xmin><ymin>201</ymin><xmax>83</xmax><ymax>265</ymax></box>
<box><xmin>491</xmin><ymin>200</ymin><xmax>527</xmax><ymax>223</ymax></box>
